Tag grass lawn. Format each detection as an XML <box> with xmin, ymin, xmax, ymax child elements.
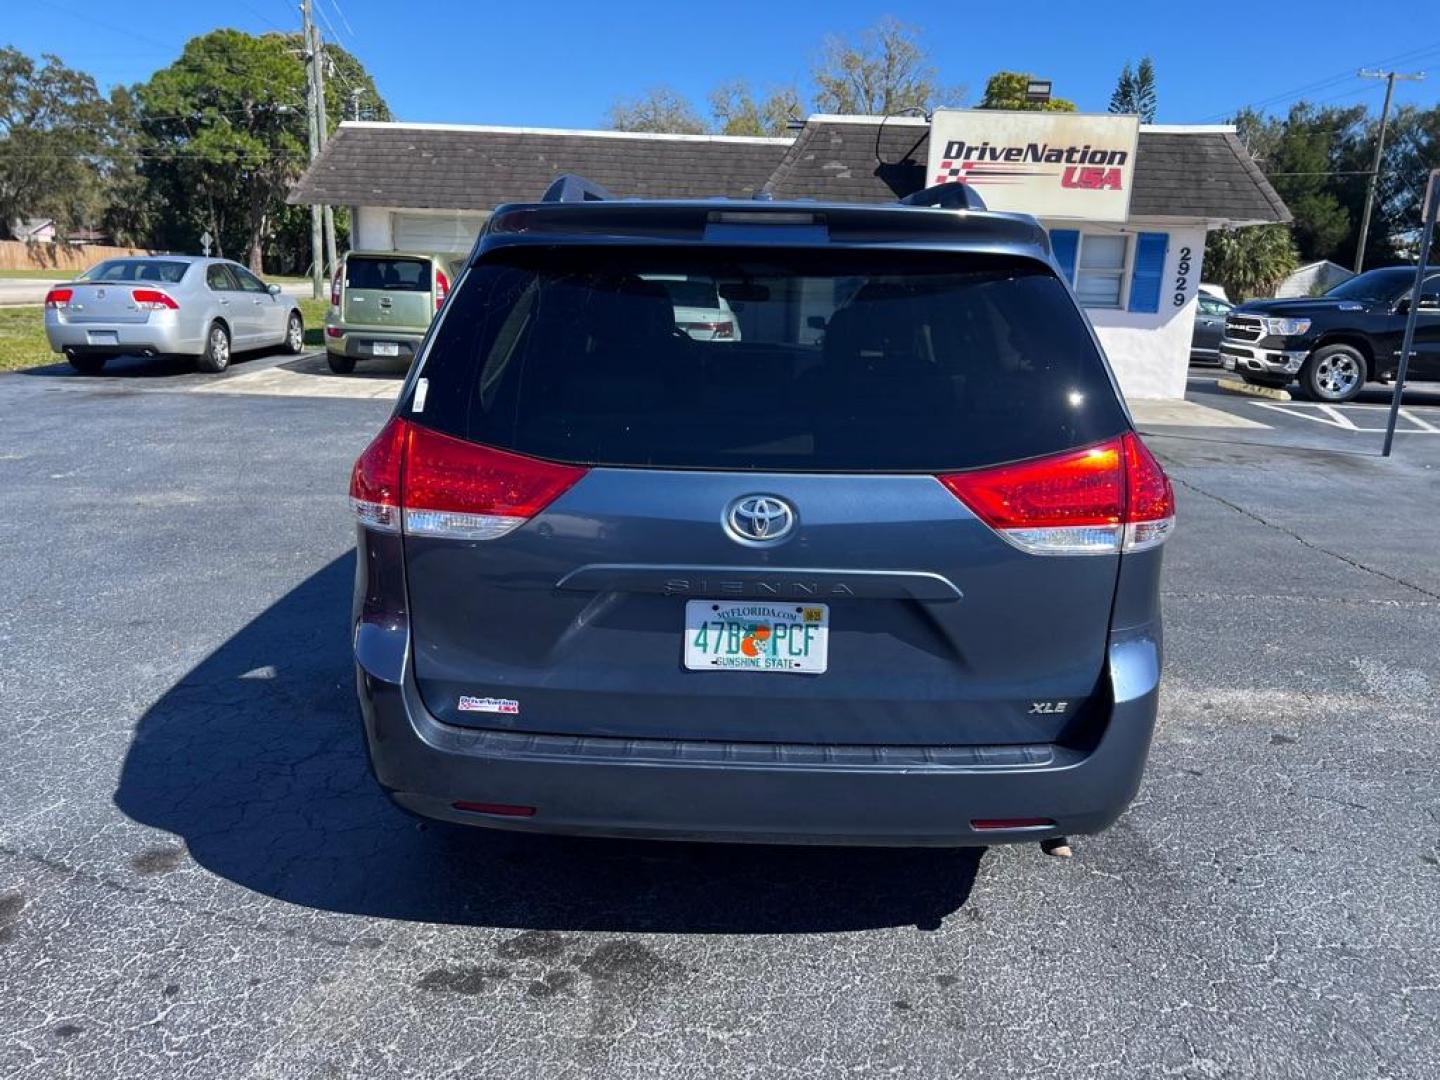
<box><xmin>0</xmin><ymin>297</ymin><xmax>333</xmax><ymax>373</ymax></box>
<box><xmin>0</xmin><ymin>307</ymin><xmax>57</xmax><ymax>371</ymax></box>
<box><xmin>0</xmin><ymin>268</ymin><xmax>76</xmax><ymax>281</ymax></box>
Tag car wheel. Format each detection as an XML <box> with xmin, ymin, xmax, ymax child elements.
<box><xmin>66</xmin><ymin>352</ymin><xmax>107</xmax><ymax>375</ymax></box>
<box><xmin>1241</xmin><ymin>374</ymin><xmax>1289</xmax><ymax>389</ymax></box>
<box><xmin>327</xmin><ymin>351</ymin><xmax>356</xmax><ymax>374</ymax></box>
<box><xmin>284</xmin><ymin>311</ymin><xmax>304</xmax><ymax>354</ymax></box>
<box><xmin>1300</xmin><ymin>345</ymin><xmax>1366</xmax><ymax>403</ymax></box>
<box><xmin>197</xmin><ymin>321</ymin><xmax>231</xmax><ymax>373</ymax></box>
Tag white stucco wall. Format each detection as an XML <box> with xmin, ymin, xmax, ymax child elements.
<box><xmin>1041</xmin><ymin>219</ymin><xmax>1209</xmax><ymax>401</ymax></box>
<box><xmin>352</xmin><ymin>205</ymin><xmax>393</xmax><ymax>250</ymax></box>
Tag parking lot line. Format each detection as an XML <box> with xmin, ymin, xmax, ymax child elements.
<box><xmin>1248</xmin><ymin>400</ymin><xmax>1440</xmax><ymax>434</ymax></box>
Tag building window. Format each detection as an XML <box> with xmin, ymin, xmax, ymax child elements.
<box><xmin>1074</xmin><ymin>233</ymin><xmax>1129</xmax><ymax>309</ymax></box>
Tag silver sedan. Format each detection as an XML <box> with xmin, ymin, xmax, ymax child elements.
<box><xmin>44</xmin><ymin>255</ymin><xmax>305</xmax><ymax>374</ymax></box>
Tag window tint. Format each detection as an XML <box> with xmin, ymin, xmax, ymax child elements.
<box><xmin>650</xmin><ymin>277</ymin><xmax>720</xmax><ymax>309</ymax></box>
<box><xmin>1326</xmin><ymin>268</ymin><xmax>1414</xmax><ymax>304</ymax></box>
<box><xmin>206</xmin><ymin>264</ymin><xmax>238</xmax><ymax>290</ymax></box>
<box><xmin>346</xmin><ymin>256</ymin><xmax>431</xmax><ymax>292</ymax></box>
<box><xmin>82</xmin><ymin>259</ymin><xmax>190</xmax><ymax>284</ymax></box>
<box><xmin>233</xmin><ymin>267</ymin><xmax>268</xmax><ymax>293</ymax></box>
<box><xmin>412</xmin><ymin>247</ymin><xmax>1126</xmax><ymax>472</ymax></box>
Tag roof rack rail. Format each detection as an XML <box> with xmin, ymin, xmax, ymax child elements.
<box><xmin>900</xmin><ymin>183</ymin><xmax>988</xmax><ymax>212</ymax></box>
<box><xmin>540</xmin><ymin>174</ymin><xmax>616</xmax><ymax>203</ymax></box>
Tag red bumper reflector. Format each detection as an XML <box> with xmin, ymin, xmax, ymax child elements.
<box><xmin>970</xmin><ymin>818</ymin><xmax>1055</xmax><ymax>831</ymax></box>
<box><xmin>326</xmin><ymin>326</ymin><xmax>344</xmax><ymax>338</ymax></box>
<box><xmin>453</xmin><ymin>801</ymin><xmax>536</xmax><ymax>817</ymax></box>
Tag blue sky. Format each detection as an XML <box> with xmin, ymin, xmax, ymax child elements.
<box><xmin>11</xmin><ymin>0</ymin><xmax>1440</xmax><ymax>127</ymax></box>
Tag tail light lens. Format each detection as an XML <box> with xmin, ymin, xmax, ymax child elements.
<box><xmin>44</xmin><ymin>288</ymin><xmax>74</xmax><ymax>309</ymax></box>
<box><xmin>131</xmin><ymin>289</ymin><xmax>179</xmax><ymax>310</ymax></box>
<box><xmin>348</xmin><ymin>418</ymin><xmax>587</xmax><ymax>540</ymax></box>
<box><xmin>434</xmin><ymin>269</ymin><xmax>450</xmax><ymax>311</ymax></box>
<box><xmin>938</xmin><ymin>432</ymin><xmax>1173</xmax><ymax>555</ymax></box>
<box><xmin>680</xmin><ymin>320</ymin><xmax>734</xmax><ymax>338</ymax></box>
<box><xmin>330</xmin><ymin>266</ymin><xmax>342</xmax><ymax>307</ymax></box>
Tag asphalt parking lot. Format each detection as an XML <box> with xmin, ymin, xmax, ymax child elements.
<box><xmin>2</xmin><ymin>357</ymin><xmax>1438</xmax><ymax>1078</ymax></box>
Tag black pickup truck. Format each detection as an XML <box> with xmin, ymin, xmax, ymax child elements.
<box><xmin>1221</xmin><ymin>266</ymin><xmax>1440</xmax><ymax>402</ymax></box>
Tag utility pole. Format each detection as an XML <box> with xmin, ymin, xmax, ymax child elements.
<box><xmin>312</xmin><ymin>18</ymin><xmax>337</xmax><ymax>277</ymax></box>
<box><xmin>302</xmin><ymin>0</ymin><xmax>323</xmax><ymax>299</ymax></box>
<box><xmin>1354</xmin><ymin>69</ymin><xmax>1425</xmax><ymax>274</ymax></box>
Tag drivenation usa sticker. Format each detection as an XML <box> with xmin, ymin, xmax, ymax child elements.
<box><xmin>458</xmin><ymin>695</ymin><xmax>520</xmax><ymax>715</ymax></box>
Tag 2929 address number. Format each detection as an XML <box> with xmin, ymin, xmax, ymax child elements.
<box><xmin>1173</xmin><ymin>246</ymin><xmax>1192</xmax><ymax>307</ymax></box>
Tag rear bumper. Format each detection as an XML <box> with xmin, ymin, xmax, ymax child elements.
<box><xmin>355</xmin><ymin>627</ymin><xmax>1161</xmax><ymax>847</ymax></box>
<box><xmin>323</xmin><ymin>319</ymin><xmax>424</xmax><ymax>361</ymax></box>
<box><xmin>45</xmin><ymin>318</ymin><xmax>202</xmax><ymax>356</ymax></box>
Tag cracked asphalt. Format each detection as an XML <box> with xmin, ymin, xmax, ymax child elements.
<box><xmin>1</xmin><ymin>364</ymin><xmax>1438</xmax><ymax>1078</ymax></box>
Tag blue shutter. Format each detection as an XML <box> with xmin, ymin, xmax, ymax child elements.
<box><xmin>1128</xmin><ymin>232</ymin><xmax>1169</xmax><ymax>313</ymax></box>
<box><xmin>1049</xmin><ymin>229</ymin><xmax>1079</xmax><ymax>282</ymax></box>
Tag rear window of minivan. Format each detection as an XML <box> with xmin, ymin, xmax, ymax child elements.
<box><xmin>412</xmin><ymin>247</ymin><xmax>1127</xmax><ymax>472</ymax></box>
<box><xmin>346</xmin><ymin>256</ymin><xmax>431</xmax><ymax>292</ymax></box>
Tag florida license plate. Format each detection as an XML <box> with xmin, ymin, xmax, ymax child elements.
<box><xmin>683</xmin><ymin>600</ymin><xmax>829</xmax><ymax>673</ymax></box>
<box><xmin>373</xmin><ymin>342</ymin><xmax>399</xmax><ymax>357</ymax></box>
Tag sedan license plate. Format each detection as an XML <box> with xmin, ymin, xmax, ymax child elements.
<box><xmin>683</xmin><ymin>600</ymin><xmax>828</xmax><ymax>674</ymax></box>
<box><xmin>87</xmin><ymin>331</ymin><xmax>118</xmax><ymax>345</ymax></box>
<box><xmin>373</xmin><ymin>342</ymin><xmax>399</xmax><ymax>357</ymax></box>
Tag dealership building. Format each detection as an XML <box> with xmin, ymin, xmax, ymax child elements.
<box><xmin>290</xmin><ymin>111</ymin><xmax>1288</xmax><ymax>400</ymax></box>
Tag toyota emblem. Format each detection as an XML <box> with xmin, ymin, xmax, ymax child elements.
<box><xmin>726</xmin><ymin>494</ymin><xmax>796</xmax><ymax>545</ymax></box>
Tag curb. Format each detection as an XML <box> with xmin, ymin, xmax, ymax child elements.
<box><xmin>1216</xmin><ymin>377</ymin><xmax>1292</xmax><ymax>402</ymax></box>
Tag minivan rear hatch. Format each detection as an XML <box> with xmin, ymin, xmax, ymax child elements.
<box><xmin>398</xmin><ymin>245</ymin><xmax>1133</xmax><ymax>747</ymax></box>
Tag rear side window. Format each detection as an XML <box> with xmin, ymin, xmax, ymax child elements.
<box><xmin>82</xmin><ymin>260</ymin><xmax>190</xmax><ymax>283</ymax></box>
<box><xmin>346</xmin><ymin>257</ymin><xmax>431</xmax><ymax>292</ymax></box>
<box><xmin>413</xmin><ymin>247</ymin><xmax>1126</xmax><ymax>472</ymax></box>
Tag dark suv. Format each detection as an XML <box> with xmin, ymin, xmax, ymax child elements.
<box><xmin>347</xmin><ymin>185</ymin><xmax>1174</xmax><ymax>847</ymax></box>
<box><xmin>1222</xmin><ymin>266</ymin><xmax>1440</xmax><ymax>401</ymax></box>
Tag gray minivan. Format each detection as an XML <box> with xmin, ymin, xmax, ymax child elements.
<box><xmin>346</xmin><ymin>187</ymin><xmax>1173</xmax><ymax>848</ymax></box>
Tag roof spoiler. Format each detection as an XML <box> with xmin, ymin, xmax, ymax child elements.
<box><xmin>899</xmin><ymin>183</ymin><xmax>988</xmax><ymax>212</ymax></box>
<box><xmin>540</xmin><ymin>174</ymin><xmax>615</xmax><ymax>203</ymax></box>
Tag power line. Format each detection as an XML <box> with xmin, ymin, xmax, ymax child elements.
<box><xmin>1199</xmin><ymin>38</ymin><xmax>1440</xmax><ymax>121</ymax></box>
<box><xmin>1355</xmin><ymin>69</ymin><xmax>1427</xmax><ymax>272</ymax></box>
<box><xmin>325</xmin><ymin>0</ymin><xmax>356</xmax><ymax>39</ymax></box>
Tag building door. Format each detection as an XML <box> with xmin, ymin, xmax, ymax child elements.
<box><xmin>391</xmin><ymin>212</ymin><xmax>486</xmax><ymax>256</ymax></box>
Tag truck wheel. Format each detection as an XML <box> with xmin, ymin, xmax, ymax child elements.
<box><xmin>284</xmin><ymin>311</ymin><xmax>304</xmax><ymax>355</ymax></box>
<box><xmin>327</xmin><ymin>351</ymin><xmax>356</xmax><ymax>374</ymax></box>
<box><xmin>197</xmin><ymin>321</ymin><xmax>231</xmax><ymax>373</ymax></box>
<box><xmin>1300</xmin><ymin>345</ymin><xmax>1366</xmax><ymax>403</ymax></box>
<box><xmin>66</xmin><ymin>352</ymin><xmax>107</xmax><ymax>375</ymax></box>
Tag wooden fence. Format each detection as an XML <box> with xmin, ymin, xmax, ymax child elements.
<box><xmin>0</xmin><ymin>240</ymin><xmax>151</xmax><ymax>274</ymax></box>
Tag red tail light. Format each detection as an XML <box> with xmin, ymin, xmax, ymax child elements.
<box><xmin>44</xmin><ymin>288</ymin><xmax>74</xmax><ymax>308</ymax></box>
<box><xmin>330</xmin><ymin>266</ymin><xmax>342</xmax><ymax>307</ymax></box>
<box><xmin>938</xmin><ymin>432</ymin><xmax>1173</xmax><ymax>555</ymax></box>
<box><xmin>435</xmin><ymin>269</ymin><xmax>450</xmax><ymax>311</ymax></box>
<box><xmin>131</xmin><ymin>289</ymin><xmax>178</xmax><ymax>310</ymax></box>
<box><xmin>348</xmin><ymin>418</ymin><xmax>587</xmax><ymax>540</ymax></box>
<box><xmin>680</xmin><ymin>320</ymin><xmax>734</xmax><ymax>338</ymax></box>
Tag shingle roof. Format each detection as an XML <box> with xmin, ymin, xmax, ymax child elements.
<box><xmin>288</xmin><ymin>122</ymin><xmax>792</xmax><ymax>209</ymax></box>
<box><xmin>762</xmin><ymin>118</ymin><xmax>1291</xmax><ymax>225</ymax></box>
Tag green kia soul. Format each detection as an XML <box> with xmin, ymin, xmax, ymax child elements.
<box><xmin>324</xmin><ymin>251</ymin><xmax>460</xmax><ymax>374</ymax></box>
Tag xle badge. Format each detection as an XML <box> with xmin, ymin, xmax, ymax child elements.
<box><xmin>1028</xmin><ymin>701</ymin><xmax>1069</xmax><ymax>715</ymax></box>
